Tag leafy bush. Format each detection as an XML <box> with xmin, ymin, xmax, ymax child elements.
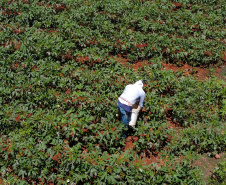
<box><xmin>210</xmin><ymin>161</ymin><xmax>226</xmax><ymax>184</ymax></box>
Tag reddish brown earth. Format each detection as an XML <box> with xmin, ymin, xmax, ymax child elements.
<box><xmin>124</xmin><ymin>136</ymin><xmax>138</xmax><ymax>150</ymax></box>
<box><xmin>1</xmin><ymin>41</ymin><xmax>22</xmax><ymax>50</ymax></box>
<box><xmin>124</xmin><ymin>136</ymin><xmax>166</xmax><ymax>166</ymax></box>
<box><xmin>122</xmin><ymin>60</ymin><xmax>226</xmax><ymax>81</ymax></box>
<box><xmin>141</xmin><ymin>154</ymin><xmax>165</xmax><ymax>166</ymax></box>
<box><xmin>161</xmin><ymin>62</ymin><xmax>226</xmax><ymax>81</ymax></box>
<box><xmin>132</xmin><ymin>61</ymin><xmax>152</xmax><ymax>71</ymax></box>
<box><xmin>0</xmin><ymin>178</ymin><xmax>4</xmax><ymax>184</ymax></box>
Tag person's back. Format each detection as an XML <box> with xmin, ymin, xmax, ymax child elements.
<box><xmin>119</xmin><ymin>81</ymin><xmax>145</xmax><ymax>109</ymax></box>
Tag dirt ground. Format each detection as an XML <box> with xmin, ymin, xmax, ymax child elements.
<box><xmin>129</xmin><ymin>58</ymin><xmax>226</xmax><ymax>80</ymax></box>
<box><xmin>192</xmin><ymin>153</ymin><xmax>226</xmax><ymax>184</ymax></box>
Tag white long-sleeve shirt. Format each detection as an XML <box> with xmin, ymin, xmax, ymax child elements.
<box><xmin>118</xmin><ymin>80</ymin><xmax>145</xmax><ymax>111</ymax></box>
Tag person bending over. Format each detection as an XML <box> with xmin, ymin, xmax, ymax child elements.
<box><xmin>117</xmin><ymin>80</ymin><xmax>145</xmax><ymax>138</ymax></box>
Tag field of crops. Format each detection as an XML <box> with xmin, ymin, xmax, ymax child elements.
<box><xmin>0</xmin><ymin>0</ymin><xmax>226</xmax><ymax>184</ymax></box>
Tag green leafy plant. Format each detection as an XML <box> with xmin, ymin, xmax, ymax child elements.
<box><xmin>210</xmin><ymin>161</ymin><xmax>226</xmax><ymax>184</ymax></box>
<box><xmin>0</xmin><ymin>0</ymin><xmax>225</xmax><ymax>183</ymax></box>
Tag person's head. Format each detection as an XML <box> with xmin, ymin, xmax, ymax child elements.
<box><xmin>134</xmin><ymin>79</ymin><xmax>144</xmax><ymax>88</ymax></box>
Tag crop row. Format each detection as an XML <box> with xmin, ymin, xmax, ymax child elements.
<box><xmin>1</xmin><ymin>0</ymin><xmax>225</xmax><ymax>66</ymax></box>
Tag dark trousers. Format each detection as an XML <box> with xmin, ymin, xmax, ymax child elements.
<box><xmin>117</xmin><ymin>103</ymin><xmax>131</xmax><ymax>138</ymax></box>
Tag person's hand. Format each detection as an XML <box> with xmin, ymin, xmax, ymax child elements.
<box><xmin>130</xmin><ymin>125</ymin><xmax>139</xmax><ymax>131</ymax></box>
<box><xmin>132</xmin><ymin>106</ymin><xmax>141</xmax><ymax>113</ymax></box>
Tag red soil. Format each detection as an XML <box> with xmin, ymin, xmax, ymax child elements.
<box><xmin>115</xmin><ymin>53</ymin><xmax>225</xmax><ymax>81</ymax></box>
<box><xmin>222</xmin><ymin>51</ymin><xmax>226</xmax><ymax>62</ymax></box>
<box><xmin>115</xmin><ymin>55</ymin><xmax>131</xmax><ymax>68</ymax></box>
<box><xmin>142</xmin><ymin>153</ymin><xmax>165</xmax><ymax>166</ymax></box>
<box><xmin>133</xmin><ymin>61</ymin><xmax>151</xmax><ymax>70</ymax></box>
<box><xmin>0</xmin><ymin>179</ymin><xmax>4</xmax><ymax>184</ymax></box>
<box><xmin>162</xmin><ymin>62</ymin><xmax>226</xmax><ymax>81</ymax></box>
<box><xmin>13</xmin><ymin>28</ymin><xmax>25</xmax><ymax>34</ymax></box>
<box><xmin>1</xmin><ymin>41</ymin><xmax>22</xmax><ymax>50</ymax></box>
<box><xmin>53</xmin><ymin>4</ymin><xmax>66</xmax><ymax>11</ymax></box>
<box><xmin>124</xmin><ymin>136</ymin><xmax>139</xmax><ymax>150</ymax></box>
<box><xmin>124</xmin><ymin>136</ymin><xmax>166</xmax><ymax>166</ymax></box>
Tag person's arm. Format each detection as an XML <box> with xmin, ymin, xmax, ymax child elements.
<box><xmin>133</xmin><ymin>91</ymin><xmax>145</xmax><ymax>113</ymax></box>
<box><xmin>138</xmin><ymin>91</ymin><xmax>145</xmax><ymax>109</ymax></box>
